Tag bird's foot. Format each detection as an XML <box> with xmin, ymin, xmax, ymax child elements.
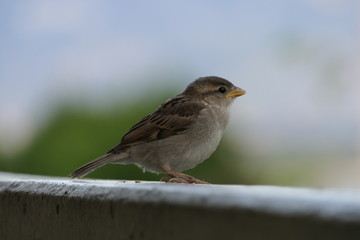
<box><xmin>166</xmin><ymin>177</ymin><xmax>191</xmax><ymax>183</ymax></box>
<box><xmin>162</xmin><ymin>170</ymin><xmax>209</xmax><ymax>184</ymax></box>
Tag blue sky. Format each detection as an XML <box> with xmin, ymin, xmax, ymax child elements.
<box><xmin>0</xmin><ymin>0</ymin><xmax>358</xmax><ymax>177</ymax></box>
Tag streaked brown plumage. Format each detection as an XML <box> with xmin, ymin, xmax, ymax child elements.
<box><xmin>70</xmin><ymin>76</ymin><xmax>245</xmax><ymax>184</ymax></box>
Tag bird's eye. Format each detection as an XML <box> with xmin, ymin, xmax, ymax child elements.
<box><xmin>218</xmin><ymin>87</ymin><xmax>227</xmax><ymax>93</ymax></box>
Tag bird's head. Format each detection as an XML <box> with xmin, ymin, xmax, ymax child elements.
<box><xmin>183</xmin><ymin>76</ymin><xmax>246</xmax><ymax>107</ymax></box>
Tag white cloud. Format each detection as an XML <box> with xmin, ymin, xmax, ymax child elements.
<box><xmin>50</xmin><ymin>36</ymin><xmax>165</xmax><ymax>92</ymax></box>
<box><xmin>14</xmin><ymin>0</ymin><xmax>97</xmax><ymax>34</ymax></box>
<box><xmin>0</xmin><ymin>102</ymin><xmax>36</xmax><ymax>157</ymax></box>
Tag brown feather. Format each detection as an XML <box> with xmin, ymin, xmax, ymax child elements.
<box><xmin>69</xmin><ymin>153</ymin><xmax>114</xmax><ymax>178</ymax></box>
<box><xmin>108</xmin><ymin>95</ymin><xmax>205</xmax><ymax>153</ymax></box>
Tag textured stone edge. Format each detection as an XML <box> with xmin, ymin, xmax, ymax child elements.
<box><xmin>1</xmin><ymin>171</ymin><xmax>360</xmax><ymax>223</ymax></box>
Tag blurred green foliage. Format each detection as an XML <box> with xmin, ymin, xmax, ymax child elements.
<box><xmin>0</xmin><ymin>93</ymin><xmax>249</xmax><ymax>184</ymax></box>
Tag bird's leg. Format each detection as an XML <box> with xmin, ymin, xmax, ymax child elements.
<box><xmin>160</xmin><ymin>174</ymin><xmax>188</xmax><ymax>183</ymax></box>
<box><xmin>163</xmin><ymin>170</ymin><xmax>209</xmax><ymax>184</ymax></box>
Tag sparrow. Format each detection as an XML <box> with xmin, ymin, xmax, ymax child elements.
<box><xmin>69</xmin><ymin>76</ymin><xmax>246</xmax><ymax>184</ymax></box>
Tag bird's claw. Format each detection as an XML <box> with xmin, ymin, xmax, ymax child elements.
<box><xmin>162</xmin><ymin>175</ymin><xmax>209</xmax><ymax>184</ymax></box>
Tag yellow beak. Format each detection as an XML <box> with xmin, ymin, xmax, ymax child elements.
<box><xmin>226</xmin><ymin>87</ymin><xmax>246</xmax><ymax>98</ymax></box>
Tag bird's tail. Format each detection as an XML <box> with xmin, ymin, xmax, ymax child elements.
<box><xmin>69</xmin><ymin>153</ymin><xmax>115</xmax><ymax>179</ymax></box>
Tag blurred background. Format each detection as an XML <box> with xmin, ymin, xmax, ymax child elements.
<box><xmin>0</xmin><ymin>0</ymin><xmax>358</xmax><ymax>187</ymax></box>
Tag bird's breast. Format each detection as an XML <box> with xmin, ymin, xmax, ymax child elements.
<box><xmin>168</xmin><ymin>106</ymin><xmax>230</xmax><ymax>171</ymax></box>
<box><xmin>130</xmin><ymin>106</ymin><xmax>231</xmax><ymax>173</ymax></box>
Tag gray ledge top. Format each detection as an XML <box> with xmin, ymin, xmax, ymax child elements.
<box><xmin>1</xmin><ymin>171</ymin><xmax>360</xmax><ymax>223</ymax></box>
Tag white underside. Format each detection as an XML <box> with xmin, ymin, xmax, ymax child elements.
<box><xmin>127</xmin><ymin>105</ymin><xmax>231</xmax><ymax>173</ymax></box>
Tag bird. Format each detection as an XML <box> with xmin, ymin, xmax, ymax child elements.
<box><xmin>69</xmin><ymin>76</ymin><xmax>246</xmax><ymax>184</ymax></box>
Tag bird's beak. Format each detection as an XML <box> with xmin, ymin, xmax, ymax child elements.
<box><xmin>226</xmin><ymin>87</ymin><xmax>246</xmax><ymax>98</ymax></box>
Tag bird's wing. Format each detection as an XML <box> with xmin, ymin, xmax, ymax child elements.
<box><xmin>108</xmin><ymin>96</ymin><xmax>206</xmax><ymax>153</ymax></box>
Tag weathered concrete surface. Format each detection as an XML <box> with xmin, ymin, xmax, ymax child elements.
<box><xmin>1</xmin><ymin>172</ymin><xmax>360</xmax><ymax>240</ymax></box>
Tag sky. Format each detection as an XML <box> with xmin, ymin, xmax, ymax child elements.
<box><xmin>0</xmin><ymin>0</ymin><xmax>359</xmax><ymax>181</ymax></box>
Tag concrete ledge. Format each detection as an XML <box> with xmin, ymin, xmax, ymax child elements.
<box><xmin>1</xmin><ymin>172</ymin><xmax>360</xmax><ymax>240</ymax></box>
